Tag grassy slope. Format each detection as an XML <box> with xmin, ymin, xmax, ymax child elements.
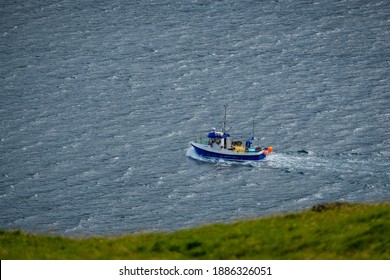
<box><xmin>1</xmin><ymin>202</ymin><xmax>389</xmax><ymax>259</ymax></box>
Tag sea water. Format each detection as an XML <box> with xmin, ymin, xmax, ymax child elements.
<box><xmin>1</xmin><ymin>0</ymin><xmax>389</xmax><ymax>236</ymax></box>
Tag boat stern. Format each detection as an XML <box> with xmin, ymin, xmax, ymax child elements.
<box><xmin>263</xmin><ymin>146</ymin><xmax>273</xmax><ymax>155</ymax></box>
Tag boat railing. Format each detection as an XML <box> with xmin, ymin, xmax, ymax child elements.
<box><xmin>192</xmin><ymin>135</ymin><xmax>256</xmax><ymax>145</ymax></box>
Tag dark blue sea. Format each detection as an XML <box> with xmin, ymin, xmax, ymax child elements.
<box><xmin>1</xmin><ymin>0</ymin><xmax>389</xmax><ymax>236</ymax></box>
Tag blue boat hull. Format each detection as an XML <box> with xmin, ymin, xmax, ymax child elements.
<box><xmin>191</xmin><ymin>143</ymin><xmax>266</xmax><ymax>161</ymax></box>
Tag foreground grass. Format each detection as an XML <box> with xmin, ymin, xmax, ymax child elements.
<box><xmin>1</xmin><ymin>202</ymin><xmax>389</xmax><ymax>259</ymax></box>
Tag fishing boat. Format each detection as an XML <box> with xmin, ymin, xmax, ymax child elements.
<box><xmin>190</xmin><ymin>105</ymin><xmax>272</xmax><ymax>161</ymax></box>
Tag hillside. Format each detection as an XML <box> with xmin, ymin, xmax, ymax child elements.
<box><xmin>1</xmin><ymin>202</ymin><xmax>389</xmax><ymax>259</ymax></box>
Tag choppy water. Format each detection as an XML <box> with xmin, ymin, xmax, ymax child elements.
<box><xmin>1</xmin><ymin>0</ymin><xmax>389</xmax><ymax>236</ymax></box>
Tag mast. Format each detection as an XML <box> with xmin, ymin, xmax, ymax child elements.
<box><xmin>223</xmin><ymin>104</ymin><xmax>227</xmax><ymax>133</ymax></box>
<box><xmin>252</xmin><ymin>117</ymin><xmax>255</xmax><ymax>140</ymax></box>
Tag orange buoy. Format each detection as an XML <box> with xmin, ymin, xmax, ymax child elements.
<box><xmin>264</xmin><ymin>146</ymin><xmax>273</xmax><ymax>155</ymax></box>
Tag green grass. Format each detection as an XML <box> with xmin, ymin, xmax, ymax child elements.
<box><xmin>1</xmin><ymin>202</ymin><xmax>389</xmax><ymax>259</ymax></box>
